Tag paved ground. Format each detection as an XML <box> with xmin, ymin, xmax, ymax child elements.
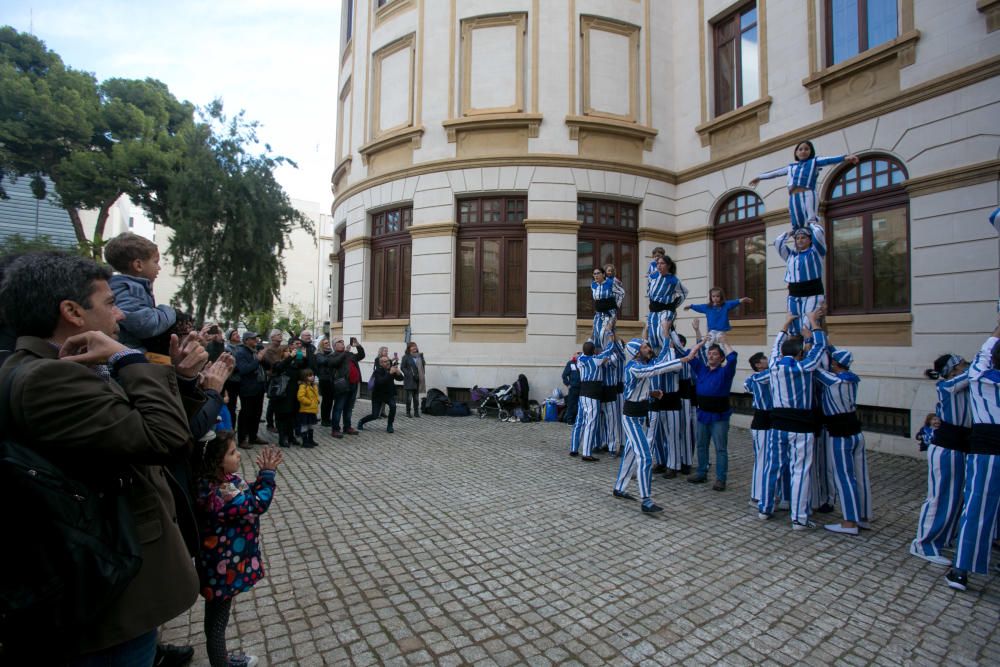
<box><xmin>163</xmin><ymin>406</ymin><xmax>1000</xmax><ymax>666</ymax></box>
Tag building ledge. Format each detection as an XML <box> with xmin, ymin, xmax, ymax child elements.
<box><xmin>565</xmin><ymin>115</ymin><xmax>658</xmax><ymax>151</ymax></box>
<box><xmin>374</xmin><ymin>0</ymin><xmax>415</xmax><ymax>28</ymax></box>
<box><xmin>409</xmin><ymin>221</ymin><xmax>459</xmax><ymax>239</ymax></box>
<box><xmin>724</xmin><ymin>318</ymin><xmax>766</xmax><ymax>345</ymax></box>
<box><xmin>362</xmin><ymin>319</ymin><xmax>409</xmax><ymax>341</ymax></box>
<box><xmin>452</xmin><ymin>318</ymin><xmax>527</xmax><ymax>343</ymax></box>
<box><xmin>332</xmin><ymin>155</ymin><xmax>352</xmax><ymax>192</ymax></box>
<box><xmin>575</xmin><ymin>319</ymin><xmax>643</xmax><ymax>344</ymax></box>
<box><xmin>826</xmin><ymin>312</ymin><xmax>912</xmax><ymax>347</ymax></box>
<box><xmin>802</xmin><ymin>30</ymin><xmax>920</xmax><ymax>104</ymax></box>
<box><xmin>979</xmin><ymin>0</ymin><xmax>1000</xmax><ymax>32</ymax></box>
<box><xmin>341</xmin><ymin>236</ymin><xmax>371</xmax><ymax>253</ymax></box>
<box><xmin>523</xmin><ymin>218</ymin><xmax>581</xmax><ymax>234</ymax></box>
<box><xmin>694</xmin><ymin>96</ymin><xmax>772</xmax><ymax>148</ymax></box>
<box><xmin>358</xmin><ymin>126</ymin><xmax>425</xmax><ymax>166</ymax></box>
<box><xmin>442</xmin><ymin>113</ymin><xmax>542</xmax><ymax>143</ymax></box>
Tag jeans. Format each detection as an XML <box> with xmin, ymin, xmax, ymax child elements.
<box><xmin>696</xmin><ymin>418</ymin><xmax>730</xmax><ymax>482</ymax></box>
<box><xmin>360</xmin><ymin>396</ymin><xmax>397</xmax><ymax>429</ymax></box>
<box><xmin>237</xmin><ymin>393</ymin><xmax>265</xmax><ymax>443</ymax></box>
<box><xmin>67</xmin><ymin>629</ymin><xmax>158</xmax><ymax>667</ymax></box>
<box><xmin>331</xmin><ymin>383</ymin><xmax>359</xmax><ymax>431</ymax></box>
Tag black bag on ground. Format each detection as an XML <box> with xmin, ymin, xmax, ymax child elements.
<box><xmin>0</xmin><ymin>364</ymin><xmax>142</xmax><ymax>652</ymax></box>
<box><xmin>446</xmin><ymin>402</ymin><xmax>471</xmax><ymax>417</ymax></box>
<box><xmin>422</xmin><ymin>388</ymin><xmax>451</xmax><ymax>416</ymax></box>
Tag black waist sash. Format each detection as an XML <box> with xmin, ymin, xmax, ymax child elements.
<box><xmin>617</xmin><ymin>382</ymin><xmax>624</xmax><ymax>395</ymax></box>
<box><xmin>969</xmin><ymin>423</ymin><xmax>1000</xmax><ymax>456</ymax></box>
<box><xmin>648</xmin><ymin>300</ymin><xmax>676</xmax><ymax>313</ymax></box>
<box><xmin>678</xmin><ymin>379</ymin><xmax>694</xmax><ymax>399</ymax></box>
<box><xmin>601</xmin><ymin>385</ymin><xmax>618</xmax><ymax>402</ymax></box>
<box><xmin>580</xmin><ymin>381</ymin><xmax>603</xmax><ymax>399</ymax></box>
<box><xmin>788</xmin><ymin>278</ymin><xmax>824</xmax><ymax>297</ymax></box>
<box><xmin>934</xmin><ymin>421</ymin><xmax>971</xmax><ymax>453</ymax></box>
<box><xmin>825</xmin><ymin>411</ymin><xmax>862</xmax><ymax>437</ymax></box>
<box><xmin>751</xmin><ymin>409</ymin><xmax>771</xmax><ymax>430</ymax></box>
<box><xmin>651</xmin><ymin>392</ymin><xmax>682</xmax><ymax>411</ymax></box>
<box><xmin>771</xmin><ymin>407</ymin><xmax>816</xmax><ymax>434</ymax></box>
<box><xmin>623</xmin><ymin>400</ymin><xmax>649</xmax><ymax>417</ymax></box>
<box><xmin>593</xmin><ymin>297</ymin><xmax>616</xmax><ymax>314</ymax></box>
<box><xmin>697</xmin><ymin>395</ymin><xmax>731</xmax><ymax>414</ymax></box>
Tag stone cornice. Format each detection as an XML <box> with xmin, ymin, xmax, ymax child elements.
<box><xmin>694</xmin><ymin>96</ymin><xmax>772</xmax><ymax>147</ymax></box>
<box><xmin>978</xmin><ymin>0</ymin><xmax>1000</xmax><ymax>32</ymax></box>
<box><xmin>565</xmin><ymin>115</ymin><xmax>658</xmax><ymax>151</ymax></box>
<box><xmin>802</xmin><ymin>31</ymin><xmax>921</xmax><ymax>103</ymax></box>
<box><xmin>523</xmin><ymin>218</ymin><xmax>582</xmax><ymax>234</ymax></box>
<box><xmin>443</xmin><ymin>113</ymin><xmax>543</xmax><ymax>142</ymax></box>
<box><xmin>637</xmin><ymin>227</ymin><xmax>712</xmax><ymax>246</ymax></box>
<box><xmin>904</xmin><ymin>159</ymin><xmax>1000</xmax><ymax>198</ymax></box>
<box><xmin>408</xmin><ymin>221</ymin><xmax>459</xmax><ymax>238</ymax></box>
<box><xmin>357</xmin><ymin>126</ymin><xmax>425</xmax><ymax>166</ymax></box>
<box><xmin>341</xmin><ymin>237</ymin><xmax>371</xmax><ymax>253</ymax></box>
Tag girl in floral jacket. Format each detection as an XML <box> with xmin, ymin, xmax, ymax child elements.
<box><xmin>196</xmin><ymin>430</ymin><xmax>282</xmax><ymax>667</ymax></box>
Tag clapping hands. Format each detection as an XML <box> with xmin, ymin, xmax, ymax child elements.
<box><xmin>256</xmin><ymin>446</ymin><xmax>283</xmax><ymax>472</ymax></box>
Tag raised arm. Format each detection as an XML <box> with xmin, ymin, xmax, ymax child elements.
<box><xmin>816</xmin><ymin>154</ymin><xmax>858</xmax><ymax>167</ymax></box>
<box><xmin>969</xmin><ymin>322</ymin><xmax>1000</xmax><ymax>380</ymax></box>
<box><xmin>750</xmin><ymin>165</ymin><xmax>789</xmax><ymax>187</ymax></box>
<box><xmin>810</xmin><ymin>222</ymin><xmax>827</xmax><ymax>256</ymax></box>
<box><xmin>774</xmin><ymin>230</ymin><xmax>791</xmax><ymax>260</ymax></box>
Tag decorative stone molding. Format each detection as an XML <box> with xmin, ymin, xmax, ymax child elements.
<box><xmin>408</xmin><ymin>221</ymin><xmax>459</xmax><ymax>239</ymax></box>
<box><xmin>565</xmin><ymin>115</ymin><xmax>657</xmax><ymax>151</ymax></box>
<box><xmin>460</xmin><ymin>13</ymin><xmax>527</xmax><ymax>116</ymax></box>
<box><xmin>826</xmin><ymin>312</ymin><xmax>912</xmax><ymax>347</ymax></box>
<box><xmin>357</xmin><ymin>126</ymin><xmax>424</xmax><ymax>174</ymax></box>
<box><xmin>724</xmin><ymin>318</ymin><xmax>766</xmax><ymax>346</ymax></box>
<box><xmin>442</xmin><ymin>113</ymin><xmax>543</xmax><ymax>143</ymax></box>
<box><xmin>978</xmin><ymin>0</ymin><xmax>1000</xmax><ymax>32</ymax></box>
<box><xmin>523</xmin><ymin>218</ymin><xmax>582</xmax><ymax>234</ymax></box>
<box><xmin>576</xmin><ymin>319</ymin><xmax>643</xmax><ymax>344</ymax></box>
<box><xmin>694</xmin><ymin>97</ymin><xmax>772</xmax><ymax>159</ymax></box>
<box><xmin>451</xmin><ymin>318</ymin><xmax>527</xmax><ymax>343</ymax></box>
<box><xmin>904</xmin><ymin>159</ymin><xmax>1000</xmax><ymax>198</ymax></box>
<box><xmin>362</xmin><ymin>318</ymin><xmax>410</xmax><ymax>341</ymax></box>
<box><xmin>636</xmin><ymin>227</ymin><xmax>711</xmax><ymax>246</ymax></box>
<box><xmin>374</xmin><ymin>0</ymin><xmax>415</xmax><ymax>28</ymax></box>
<box><xmin>580</xmin><ymin>15</ymin><xmax>641</xmax><ymax>123</ymax></box>
<box><xmin>332</xmin><ymin>156</ymin><xmax>352</xmax><ymax>193</ymax></box>
<box><xmin>341</xmin><ymin>237</ymin><xmax>371</xmax><ymax>253</ymax></box>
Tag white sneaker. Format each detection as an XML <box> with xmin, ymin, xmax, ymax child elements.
<box><xmin>909</xmin><ymin>541</ymin><xmax>951</xmax><ymax>566</ymax></box>
<box><xmin>757</xmin><ymin>512</ymin><xmax>771</xmax><ymax>521</ymax></box>
<box><xmin>791</xmin><ymin>520</ymin><xmax>816</xmax><ymax>530</ymax></box>
<box><xmin>748</xmin><ymin>499</ymin><xmax>759</xmax><ymax>509</ymax></box>
<box><xmin>857</xmin><ymin>520</ymin><xmax>871</xmax><ymax>530</ymax></box>
<box><xmin>824</xmin><ymin>523</ymin><xmax>859</xmax><ymax>535</ymax></box>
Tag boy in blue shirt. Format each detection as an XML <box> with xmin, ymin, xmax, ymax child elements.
<box><xmin>683</xmin><ymin>287</ymin><xmax>752</xmax><ymax>344</ymax></box>
<box><xmin>104</xmin><ymin>232</ymin><xmax>176</xmax><ymax>351</ymax></box>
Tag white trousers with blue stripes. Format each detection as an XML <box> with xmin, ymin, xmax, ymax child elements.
<box><xmin>646</xmin><ymin>309</ymin><xmax>677</xmax><ymax>351</ymax></box>
<box><xmin>614</xmin><ymin>415</ymin><xmax>654</xmax><ymax>501</ymax></box>
<box><xmin>760</xmin><ymin>430</ymin><xmax>814</xmax><ymax>524</ymax></box>
<box><xmin>786</xmin><ymin>294</ymin><xmax>825</xmax><ymax>337</ymax></box>
<box><xmin>912</xmin><ymin>444</ymin><xmax>966</xmax><ymax>558</ymax></box>
<box><xmin>828</xmin><ymin>433</ymin><xmax>871</xmax><ymax>523</ymax></box>
<box><xmin>651</xmin><ymin>409</ymin><xmax>684</xmax><ymax>469</ymax></box>
<box><xmin>592</xmin><ymin>311</ymin><xmax>616</xmax><ymax>344</ymax></box>
<box><xmin>680</xmin><ymin>399</ymin><xmax>696</xmax><ymax>466</ymax></box>
<box><xmin>788</xmin><ymin>190</ymin><xmax>818</xmax><ymax>230</ymax></box>
<box><xmin>570</xmin><ymin>396</ymin><xmax>601</xmax><ymax>456</ymax></box>
<box><xmin>954</xmin><ymin>453</ymin><xmax>1000</xmax><ymax>574</ymax></box>
<box><xmin>812</xmin><ymin>429</ymin><xmax>837</xmax><ymax>508</ymax></box>
<box><xmin>750</xmin><ymin>428</ymin><xmax>769</xmax><ymax>501</ymax></box>
<box><xmin>601</xmin><ymin>394</ymin><xmax>623</xmax><ymax>452</ymax></box>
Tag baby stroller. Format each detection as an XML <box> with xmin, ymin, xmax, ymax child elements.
<box><xmin>476</xmin><ymin>383</ymin><xmax>520</xmax><ymax>421</ymax></box>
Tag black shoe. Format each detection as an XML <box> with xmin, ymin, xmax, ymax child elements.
<box><xmin>687</xmin><ymin>475</ymin><xmax>707</xmax><ymax>484</ymax></box>
<box><xmin>321</xmin><ymin>420</ymin><xmax>331</xmax><ymax>428</ymax></box>
<box><xmin>414</xmin><ymin>413</ymin><xmax>421</xmax><ymax>418</ymax></box>
<box><xmin>238</xmin><ymin>440</ymin><xmax>252</xmax><ymax>450</ymax></box>
<box><xmin>278</xmin><ymin>438</ymin><xmax>289</xmax><ymax>448</ymax></box>
<box><xmin>680</xmin><ymin>465</ymin><xmax>691</xmax><ymax>475</ymax></box>
<box><xmin>945</xmin><ymin>569</ymin><xmax>968</xmax><ymax>591</ymax></box>
<box><xmin>651</xmin><ymin>464</ymin><xmax>666</xmax><ymax>474</ymax></box>
<box><xmin>154</xmin><ymin>644</ymin><xmax>194</xmax><ymax>667</ymax></box>
<box><xmin>612</xmin><ymin>490</ymin><xmax>636</xmax><ymax>501</ymax></box>
<box><xmin>816</xmin><ymin>503</ymin><xmax>835</xmax><ymax>514</ymax></box>
<box><xmin>641</xmin><ymin>502</ymin><xmax>663</xmax><ymax>514</ymax></box>
<box><xmin>663</xmin><ymin>469</ymin><xmax>677</xmax><ymax>479</ymax></box>
<box><xmin>250</xmin><ymin>437</ymin><xmax>269</xmax><ymax>445</ymax></box>
<box><xmin>581</xmin><ymin>455</ymin><xmax>600</xmax><ymax>462</ymax></box>
<box><xmin>406</xmin><ymin>412</ymin><xmax>412</xmax><ymax>418</ymax></box>
<box><xmin>387</xmin><ymin>425</ymin><xmax>394</xmax><ymax>433</ymax></box>
<box><xmin>569</xmin><ymin>451</ymin><xmax>579</xmax><ymax>457</ymax></box>
<box><xmin>288</xmin><ymin>436</ymin><xmax>301</xmax><ymax>447</ymax></box>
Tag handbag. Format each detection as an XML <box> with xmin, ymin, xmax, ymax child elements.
<box><xmin>333</xmin><ymin>377</ymin><xmax>350</xmax><ymax>395</ymax></box>
<box><xmin>0</xmin><ymin>362</ymin><xmax>141</xmax><ymax>651</ymax></box>
<box><xmin>267</xmin><ymin>374</ymin><xmax>290</xmax><ymax>399</ymax></box>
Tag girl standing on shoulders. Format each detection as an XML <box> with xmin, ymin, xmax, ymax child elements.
<box><xmin>196</xmin><ymin>431</ymin><xmax>282</xmax><ymax>667</ymax></box>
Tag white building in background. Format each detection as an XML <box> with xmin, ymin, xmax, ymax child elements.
<box><xmin>327</xmin><ymin>0</ymin><xmax>1000</xmax><ymax>457</ymax></box>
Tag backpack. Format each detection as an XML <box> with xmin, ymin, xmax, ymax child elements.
<box><xmin>0</xmin><ymin>362</ymin><xmax>142</xmax><ymax>652</ymax></box>
<box><xmin>421</xmin><ymin>388</ymin><xmax>451</xmax><ymax>416</ymax></box>
<box><xmin>446</xmin><ymin>402</ymin><xmax>471</xmax><ymax>417</ymax></box>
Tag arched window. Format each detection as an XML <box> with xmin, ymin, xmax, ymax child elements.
<box><xmin>713</xmin><ymin>191</ymin><xmax>766</xmax><ymax>319</ymax></box>
<box><xmin>577</xmin><ymin>198</ymin><xmax>639</xmax><ymax>320</ymax></box>
<box><xmin>824</xmin><ymin>155</ymin><xmax>909</xmax><ymax>314</ymax></box>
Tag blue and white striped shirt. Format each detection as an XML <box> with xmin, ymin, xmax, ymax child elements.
<box><xmin>647</xmin><ymin>272</ymin><xmax>688</xmax><ymax>307</ymax></box>
<box><xmin>624</xmin><ymin>345</ymin><xmax>686</xmax><ymax>402</ymax></box>
<box><xmin>755</xmin><ymin>156</ymin><xmax>847</xmax><ymax>190</ymax></box>
<box><xmin>768</xmin><ymin>330</ymin><xmax>828</xmax><ymax>410</ymax></box>
<box><xmin>936</xmin><ymin>372</ymin><xmax>971</xmax><ymax>428</ymax></box>
<box><xmin>593</xmin><ymin>278</ymin><xmax>625</xmax><ymax>309</ymax></box>
<box><xmin>990</xmin><ymin>207</ymin><xmax>999</xmax><ymax>234</ymax></box>
<box><xmin>775</xmin><ymin>223</ymin><xmax>827</xmax><ymax>284</ymax></box>
<box><xmin>744</xmin><ymin>370</ymin><xmax>773</xmax><ymax>411</ymax></box>
<box><xmin>815</xmin><ymin>368</ymin><xmax>860</xmax><ymax>416</ymax></box>
<box><xmin>602</xmin><ymin>340</ymin><xmax>625</xmax><ymax>387</ymax></box>
<box><xmin>968</xmin><ymin>336</ymin><xmax>1000</xmax><ymax>425</ymax></box>
<box><xmin>648</xmin><ymin>259</ymin><xmax>659</xmax><ymax>277</ymax></box>
<box><xmin>578</xmin><ymin>340</ymin><xmax>616</xmax><ymax>382</ymax></box>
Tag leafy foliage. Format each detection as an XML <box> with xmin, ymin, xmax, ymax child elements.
<box><xmin>242</xmin><ymin>303</ymin><xmax>313</xmax><ymax>340</ymax></box>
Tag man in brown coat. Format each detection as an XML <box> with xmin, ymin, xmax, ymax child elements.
<box><xmin>0</xmin><ymin>253</ymin><xmax>199</xmax><ymax>664</ymax></box>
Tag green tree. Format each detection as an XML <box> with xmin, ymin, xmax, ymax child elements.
<box><xmin>0</xmin><ymin>27</ymin><xmax>194</xmax><ymax>258</ymax></box>
<box><xmin>242</xmin><ymin>304</ymin><xmax>312</xmax><ymax>340</ymax></box>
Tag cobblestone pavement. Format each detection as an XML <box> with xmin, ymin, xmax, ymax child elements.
<box><xmin>163</xmin><ymin>407</ymin><xmax>1000</xmax><ymax>666</ymax></box>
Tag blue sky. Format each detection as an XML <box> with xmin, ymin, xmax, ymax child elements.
<box><xmin>1</xmin><ymin>1</ymin><xmax>341</xmax><ymax>210</ymax></box>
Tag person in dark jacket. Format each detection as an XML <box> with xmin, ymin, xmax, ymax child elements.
<box><xmin>233</xmin><ymin>331</ymin><xmax>269</xmax><ymax>448</ymax></box>
<box><xmin>299</xmin><ymin>329</ymin><xmax>319</xmax><ymax>372</ymax></box>
<box><xmin>223</xmin><ymin>329</ymin><xmax>242</xmax><ymax>424</ymax></box>
<box><xmin>401</xmin><ymin>342</ymin><xmax>425</xmax><ymax>418</ymax></box>
<box><xmin>315</xmin><ymin>337</ymin><xmax>336</xmax><ymax>426</ymax></box>
<box><xmin>330</xmin><ymin>337</ymin><xmax>365</xmax><ymax>438</ymax></box>
<box><xmin>359</xmin><ymin>356</ymin><xmax>404</xmax><ymax>433</ymax></box>
<box><xmin>561</xmin><ymin>353</ymin><xmax>582</xmax><ymax>424</ymax></box>
<box><xmin>271</xmin><ymin>342</ymin><xmax>308</xmax><ymax>447</ymax></box>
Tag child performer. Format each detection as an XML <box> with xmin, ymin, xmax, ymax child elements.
<box><xmin>196</xmin><ymin>431</ymin><xmax>282</xmax><ymax>667</ymax></box>
<box><xmin>749</xmin><ymin>141</ymin><xmax>858</xmax><ymax>230</ymax></box>
<box><xmin>647</xmin><ymin>255</ymin><xmax>688</xmax><ymax>352</ymax></box>
<box><xmin>683</xmin><ymin>287</ymin><xmax>752</xmax><ymax>343</ymax></box>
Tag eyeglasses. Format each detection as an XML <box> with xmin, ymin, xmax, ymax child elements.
<box><xmin>592</xmin><ymin>271</ymin><xmax>602</xmax><ymax>275</ymax></box>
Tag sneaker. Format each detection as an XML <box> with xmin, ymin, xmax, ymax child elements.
<box><xmin>945</xmin><ymin>569</ymin><xmax>968</xmax><ymax>591</ymax></box>
<box><xmin>331</xmin><ymin>430</ymin><xmax>343</xmax><ymax>439</ymax></box>
<box><xmin>757</xmin><ymin>512</ymin><xmax>772</xmax><ymax>521</ymax></box>
<box><xmin>345</xmin><ymin>428</ymin><xmax>359</xmax><ymax>435</ymax></box>
<box><xmin>791</xmin><ymin>520</ymin><xmax>817</xmax><ymax>531</ymax></box>
<box><xmin>712</xmin><ymin>480</ymin><xmax>726</xmax><ymax>491</ymax></box>
<box><xmin>687</xmin><ymin>475</ymin><xmax>707</xmax><ymax>484</ymax></box>
<box><xmin>824</xmin><ymin>523</ymin><xmax>859</xmax><ymax>536</ymax></box>
<box><xmin>154</xmin><ymin>643</ymin><xmax>194</xmax><ymax>667</ymax></box>
<box><xmin>612</xmin><ymin>489</ymin><xmax>636</xmax><ymax>501</ymax></box>
<box><xmin>581</xmin><ymin>455</ymin><xmax>600</xmax><ymax>462</ymax></box>
<box><xmin>641</xmin><ymin>501</ymin><xmax>663</xmax><ymax>514</ymax></box>
<box><xmin>357</xmin><ymin>422</ymin><xmax>364</xmax><ymax>431</ymax></box>
<box><xmin>909</xmin><ymin>541</ymin><xmax>951</xmax><ymax>566</ymax></box>
<box><xmin>663</xmin><ymin>469</ymin><xmax>677</xmax><ymax>479</ymax></box>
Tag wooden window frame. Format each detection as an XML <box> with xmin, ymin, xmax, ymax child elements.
<box><xmin>455</xmin><ymin>197</ymin><xmax>527</xmax><ymax>318</ymax></box>
<box><xmin>576</xmin><ymin>198</ymin><xmax>639</xmax><ymax>320</ymax></box>
<box><xmin>825</xmin><ymin>0</ymin><xmax>899</xmax><ymax>67</ymax></box>
<box><xmin>713</xmin><ymin>2</ymin><xmax>759</xmax><ymax>117</ymax></box>
<box><xmin>824</xmin><ymin>156</ymin><xmax>910</xmax><ymax>315</ymax></box>
<box><xmin>713</xmin><ymin>192</ymin><xmax>766</xmax><ymax>320</ymax></box>
<box><xmin>369</xmin><ymin>206</ymin><xmax>413</xmax><ymax>320</ymax></box>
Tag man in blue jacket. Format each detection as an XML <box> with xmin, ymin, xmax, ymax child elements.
<box><xmin>686</xmin><ymin>320</ymin><xmax>739</xmax><ymax>490</ymax></box>
<box><xmin>561</xmin><ymin>353</ymin><xmax>581</xmax><ymax>424</ymax></box>
<box><xmin>233</xmin><ymin>331</ymin><xmax>269</xmax><ymax>448</ymax></box>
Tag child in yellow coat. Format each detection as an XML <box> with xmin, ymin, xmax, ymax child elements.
<box><xmin>297</xmin><ymin>368</ymin><xmax>320</xmax><ymax>448</ymax></box>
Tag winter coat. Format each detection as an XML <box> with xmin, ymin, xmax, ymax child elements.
<box><xmin>108</xmin><ymin>274</ymin><xmax>177</xmax><ymax>350</ymax></box>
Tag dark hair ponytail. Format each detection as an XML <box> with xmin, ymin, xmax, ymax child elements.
<box><xmin>199</xmin><ymin>430</ymin><xmax>236</xmax><ymax>480</ymax></box>
<box><xmin>793</xmin><ymin>140</ymin><xmax>816</xmax><ymax>161</ymax></box>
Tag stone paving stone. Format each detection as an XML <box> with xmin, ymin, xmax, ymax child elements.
<box><xmin>161</xmin><ymin>412</ymin><xmax>1000</xmax><ymax>665</ymax></box>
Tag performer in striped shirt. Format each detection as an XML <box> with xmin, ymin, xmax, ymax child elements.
<box><xmin>744</xmin><ymin>352</ymin><xmax>775</xmax><ymax>507</ymax></box>
<box><xmin>590</xmin><ymin>266</ymin><xmax>625</xmax><ymax>343</ymax></box>
<box><xmin>647</xmin><ymin>246</ymin><xmax>666</xmax><ymax>278</ymax></box>
<box><xmin>946</xmin><ymin>321</ymin><xmax>1000</xmax><ymax>591</ymax></box>
<box><xmin>911</xmin><ymin>353</ymin><xmax>971</xmax><ymax>566</ymax></box>
<box><xmin>815</xmin><ymin>348</ymin><xmax>871</xmax><ymax>535</ymax></box>
<box><xmin>646</xmin><ymin>255</ymin><xmax>688</xmax><ymax>352</ymax></box>
<box><xmin>569</xmin><ymin>332</ymin><xmax>617</xmax><ymax>461</ymax></box>
<box><xmin>758</xmin><ymin>310</ymin><xmax>827</xmax><ymax>529</ymax></box>
<box><xmin>613</xmin><ymin>320</ymin><xmax>703</xmax><ymax>514</ymax></box>
<box><xmin>599</xmin><ymin>326</ymin><xmax>625</xmax><ymax>456</ymax></box>
<box><xmin>775</xmin><ymin>223</ymin><xmax>826</xmax><ymax>337</ymax></box>
<box><xmin>749</xmin><ymin>141</ymin><xmax>858</xmax><ymax>230</ymax></box>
